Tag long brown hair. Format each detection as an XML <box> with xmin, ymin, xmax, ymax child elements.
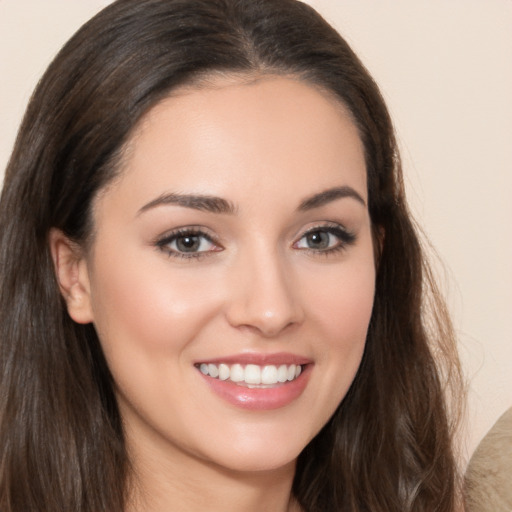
<box><xmin>0</xmin><ymin>0</ymin><xmax>463</xmax><ymax>510</ymax></box>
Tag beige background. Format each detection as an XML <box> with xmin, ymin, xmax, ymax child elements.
<box><xmin>1</xmin><ymin>0</ymin><xmax>511</xmax><ymax>461</ymax></box>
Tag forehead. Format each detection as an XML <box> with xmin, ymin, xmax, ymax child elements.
<box><xmin>101</xmin><ymin>75</ymin><xmax>367</xmax><ymax>213</ymax></box>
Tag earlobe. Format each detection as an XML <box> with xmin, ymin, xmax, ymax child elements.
<box><xmin>49</xmin><ymin>228</ymin><xmax>94</xmax><ymax>324</ymax></box>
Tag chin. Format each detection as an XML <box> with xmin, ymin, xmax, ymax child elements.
<box><xmin>193</xmin><ymin>426</ymin><xmax>311</xmax><ymax>475</ymax></box>
<box><xmin>208</xmin><ymin>448</ymin><xmax>299</xmax><ymax>475</ymax></box>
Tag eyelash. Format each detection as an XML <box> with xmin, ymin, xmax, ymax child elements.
<box><xmin>294</xmin><ymin>224</ymin><xmax>356</xmax><ymax>256</ymax></box>
<box><xmin>155</xmin><ymin>224</ymin><xmax>356</xmax><ymax>260</ymax></box>
<box><xmin>155</xmin><ymin>228</ymin><xmax>221</xmax><ymax>260</ymax></box>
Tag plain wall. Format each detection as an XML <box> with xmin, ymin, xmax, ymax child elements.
<box><xmin>1</xmin><ymin>0</ymin><xmax>511</xmax><ymax>461</ymax></box>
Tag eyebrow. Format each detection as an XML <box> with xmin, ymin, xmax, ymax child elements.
<box><xmin>138</xmin><ymin>192</ymin><xmax>237</xmax><ymax>216</ymax></box>
<box><xmin>137</xmin><ymin>185</ymin><xmax>365</xmax><ymax>217</ymax></box>
<box><xmin>298</xmin><ymin>186</ymin><xmax>366</xmax><ymax>211</ymax></box>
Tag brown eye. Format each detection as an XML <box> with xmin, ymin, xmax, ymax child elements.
<box><xmin>157</xmin><ymin>229</ymin><xmax>220</xmax><ymax>258</ymax></box>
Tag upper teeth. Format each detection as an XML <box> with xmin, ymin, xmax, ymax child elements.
<box><xmin>198</xmin><ymin>363</ymin><xmax>302</xmax><ymax>386</ymax></box>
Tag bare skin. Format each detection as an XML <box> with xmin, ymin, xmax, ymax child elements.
<box><xmin>51</xmin><ymin>75</ymin><xmax>375</xmax><ymax>511</ymax></box>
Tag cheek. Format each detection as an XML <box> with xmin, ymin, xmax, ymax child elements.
<box><xmin>307</xmin><ymin>258</ymin><xmax>375</xmax><ymax>343</ymax></box>
<box><xmin>329</xmin><ymin>273</ymin><xmax>374</xmax><ymax>341</ymax></box>
<box><xmin>87</xmin><ymin>248</ymin><xmax>224</xmax><ymax>360</ymax></box>
<box><xmin>303</xmin><ymin>254</ymin><xmax>375</xmax><ymax>393</ymax></box>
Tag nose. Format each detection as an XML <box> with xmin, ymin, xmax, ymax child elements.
<box><xmin>225</xmin><ymin>249</ymin><xmax>304</xmax><ymax>337</ymax></box>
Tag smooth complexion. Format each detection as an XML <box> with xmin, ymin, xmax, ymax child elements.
<box><xmin>52</xmin><ymin>76</ymin><xmax>376</xmax><ymax>512</ymax></box>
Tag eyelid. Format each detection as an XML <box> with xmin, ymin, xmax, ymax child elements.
<box><xmin>153</xmin><ymin>222</ymin><xmax>356</xmax><ymax>260</ymax></box>
<box><xmin>155</xmin><ymin>226</ymin><xmax>223</xmax><ymax>259</ymax></box>
<box><xmin>293</xmin><ymin>222</ymin><xmax>356</xmax><ymax>253</ymax></box>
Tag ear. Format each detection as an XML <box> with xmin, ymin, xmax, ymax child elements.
<box><xmin>49</xmin><ymin>228</ymin><xmax>94</xmax><ymax>324</ymax></box>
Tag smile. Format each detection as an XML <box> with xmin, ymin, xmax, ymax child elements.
<box><xmin>195</xmin><ymin>354</ymin><xmax>313</xmax><ymax>410</ymax></box>
<box><xmin>197</xmin><ymin>363</ymin><xmax>303</xmax><ymax>387</ymax></box>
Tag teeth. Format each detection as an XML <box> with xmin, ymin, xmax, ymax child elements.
<box><xmin>245</xmin><ymin>364</ymin><xmax>261</xmax><ymax>384</ymax></box>
<box><xmin>208</xmin><ymin>363</ymin><xmax>219</xmax><ymax>378</ymax></box>
<box><xmin>218</xmin><ymin>363</ymin><xmax>230</xmax><ymax>381</ymax></box>
<box><xmin>261</xmin><ymin>365</ymin><xmax>278</xmax><ymax>385</ymax></box>
<box><xmin>277</xmin><ymin>364</ymin><xmax>288</xmax><ymax>383</ymax></box>
<box><xmin>230</xmin><ymin>364</ymin><xmax>244</xmax><ymax>382</ymax></box>
<box><xmin>197</xmin><ymin>363</ymin><xmax>304</xmax><ymax>385</ymax></box>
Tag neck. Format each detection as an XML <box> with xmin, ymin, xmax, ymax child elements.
<box><xmin>125</xmin><ymin>431</ymin><xmax>300</xmax><ymax>512</ymax></box>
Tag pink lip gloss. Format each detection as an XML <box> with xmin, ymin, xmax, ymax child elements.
<box><xmin>195</xmin><ymin>353</ymin><xmax>313</xmax><ymax>410</ymax></box>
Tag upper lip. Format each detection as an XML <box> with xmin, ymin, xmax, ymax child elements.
<box><xmin>195</xmin><ymin>352</ymin><xmax>313</xmax><ymax>366</ymax></box>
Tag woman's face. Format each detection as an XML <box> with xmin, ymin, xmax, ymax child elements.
<box><xmin>72</xmin><ymin>76</ymin><xmax>375</xmax><ymax>474</ymax></box>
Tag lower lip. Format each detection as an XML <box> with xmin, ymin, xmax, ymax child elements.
<box><xmin>199</xmin><ymin>365</ymin><xmax>312</xmax><ymax>410</ymax></box>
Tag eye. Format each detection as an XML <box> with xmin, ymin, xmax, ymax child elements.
<box><xmin>297</xmin><ymin>230</ymin><xmax>333</xmax><ymax>250</ymax></box>
<box><xmin>294</xmin><ymin>225</ymin><xmax>356</xmax><ymax>253</ymax></box>
<box><xmin>156</xmin><ymin>228</ymin><xmax>221</xmax><ymax>258</ymax></box>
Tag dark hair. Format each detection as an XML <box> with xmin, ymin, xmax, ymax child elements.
<box><xmin>0</xmin><ymin>0</ymin><xmax>463</xmax><ymax>510</ymax></box>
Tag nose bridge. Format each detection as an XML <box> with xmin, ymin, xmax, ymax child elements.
<box><xmin>225</xmin><ymin>241</ymin><xmax>303</xmax><ymax>336</ymax></box>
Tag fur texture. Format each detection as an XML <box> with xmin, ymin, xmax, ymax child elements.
<box><xmin>465</xmin><ymin>407</ymin><xmax>512</xmax><ymax>511</ymax></box>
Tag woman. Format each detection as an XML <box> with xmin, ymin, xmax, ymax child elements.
<box><xmin>0</xmin><ymin>0</ymin><xmax>463</xmax><ymax>510</ymax></box>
